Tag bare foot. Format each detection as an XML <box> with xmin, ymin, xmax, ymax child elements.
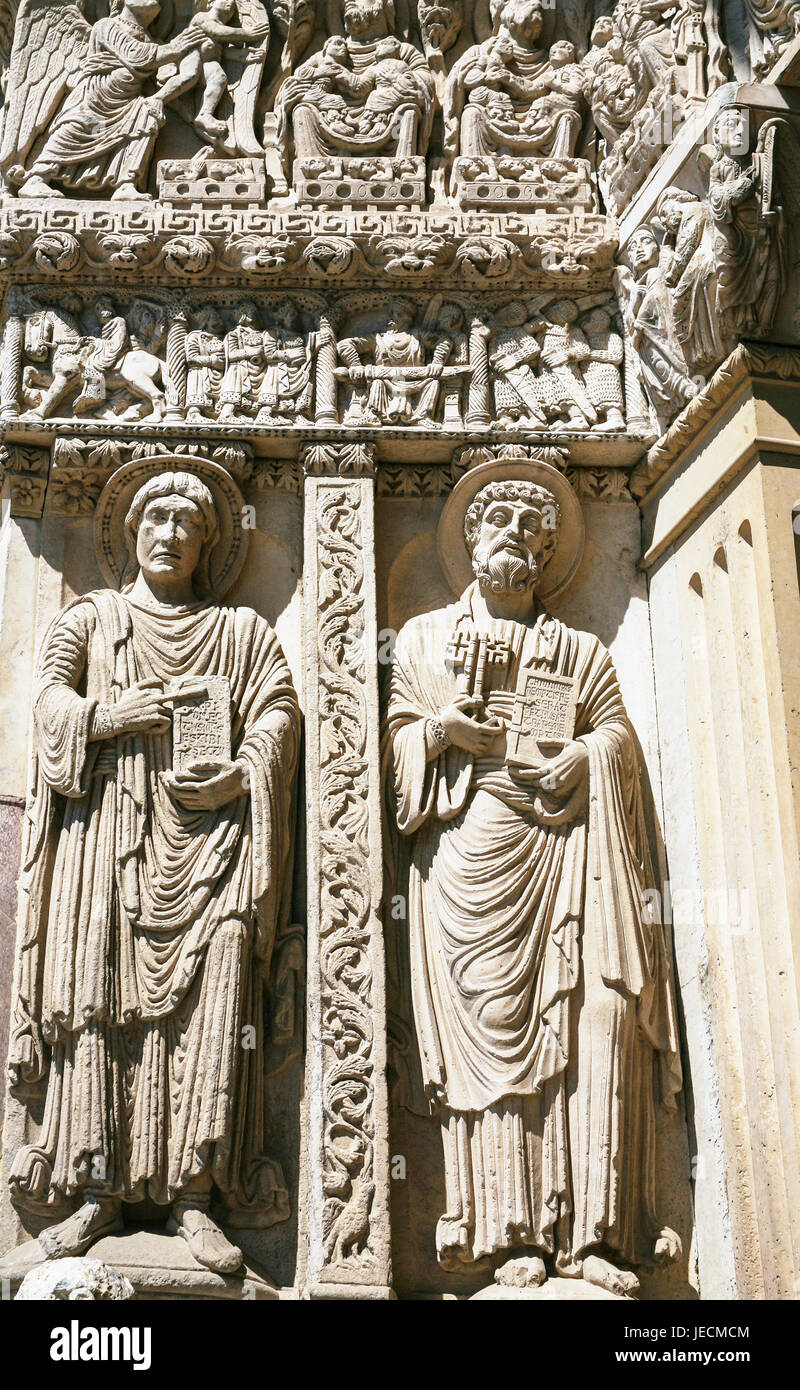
<box><xmin>194</xmin><ymin>113</ymin><xmax>229</xmax><ymax>144</ymax></box>
<box><xmin>167</xmin><ymin>1205</ymin><xmax>243</xmax><ymax>1275</ymax></box>
<box><xmin>18</xmin><ymin>176</ymin><xmax>64</xmax><ymax>199</ymax></box>
<box><xmin>654</xmin><ymin>1227</ymin><xmax>682</xmax><ymax>1265</ymax></box>
<box><xmin>494</xmin><ymin>1253</ymin><xmax>547</xmax><ymax>1289</ymax></box>
<box><xmin>111</xmin><ymin>182</ymin><xmax>150</xmax><ymax>202</ymax></box>
<box><xmin>582</xmin><ymin>1254</ymin><xmax>639</xmax><ymax>1298</ymax></box>
<box><xmin>38</xmin><ymin>1196</ymin><xmax>123</xmax><ymax>1259</ymax></box>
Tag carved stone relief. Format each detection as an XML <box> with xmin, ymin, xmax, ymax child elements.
<box><xmin>1</xmin><ymin>286</ymin><xmax>636</xmax><ymax>436</ymax></box>
<box><xmin>0</xmin><ymin>0</ymin><xmax>797</xmax><ymax>1310</ymax></box>
<box><xmin>381</xmin><ymin>455</ymin><xmax>683</xmax><ymax>1298</ymax></box>
<box><xmin>1</xmin><ymin>456</ymin><xmax>300</xmax><ymax>1282</ymax></box>
<box><xmin>616</xmin><ymin>101</ymin><xmax>800</xmax><ymax>429</ymax></box>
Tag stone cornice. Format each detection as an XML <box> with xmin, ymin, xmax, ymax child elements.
<box><xmin>0</xmin><ymin>201</ymin><xmax>619</xmax><ymax>293</ymax></box>
<box><xmin>630</xmin><ymin>342</ymin><xmax>800</xmax><ymax>500</ymax></box>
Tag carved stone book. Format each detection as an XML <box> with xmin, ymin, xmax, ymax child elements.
<box><xmin>506</xmin><ymin>669</ymin><xmax>578</xmax><ymax>768</ymax></box>
<box><xmin>171</xmin><ymin>676</ymin><xmax>232</xmax><ymax>774</ymax></box>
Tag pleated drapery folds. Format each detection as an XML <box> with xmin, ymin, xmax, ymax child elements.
<box><xmin>383</xmin><ymin>583</ymin><xmax>681</xmax><ymax>1269</ymax></box>
<box><xmin>10</xmin><ymin>590</ymin><xmax>299</xmax><ymax>1223</ymax></box>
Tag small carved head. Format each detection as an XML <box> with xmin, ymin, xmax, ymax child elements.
<box><xmin>387</xmin><ymin>297</ymin><xmax>415</xmax><ymax>331</ymax></box>
<box><xmin>343</xmin><ymin>0</ymin><xmax>394</xmax><ymax>38</ymax></box>
<box><xmin>590</xmin><ymin>16</ymin><xmax>615</xmax><ymax>48</ymax></box>
<box><xmin>419</xmin><ymin>0</ymin><xmax>462</xmax><ymax>54</ymax></box>
<box><xmin>712</xmin><ymin>106</ymin><xmax>749</xmax><ymax>158</ymax></box>
<box><xmin>495</xmin><ymin>0</ymin><xmax>543</xmax><ymax>46</ymax></box>
<box><xmin>655</xmin><ymin>185</ymin><xmax>697</xmax><ymax>234</ymax></box>
<box><xmin>197</xmin><ymin>305</ymin><xmax>225</xmax><ymax>336</ymax></box>
<box><xmin>465</xmin><ymin>479</ymin><xmax>561</xmax><ymax>596</ymax></box>
<box><xmin>494</xmin><ymin>299</ymin><xmax>528</xmax><ymax>328</ymax></box>
<box><xmin>123</xmin><ymin>472</ymin><xmax>219</xmax><ymax>598</ymax></box>
<box><xmin>234</xmin><ymin>299</ymin><xmax>259</xmax><ymax>327</ymax></box>
<box><xmin>626</xmin><ymin>225</ymin><xmax>660</xmax><ymax>276</ymax></box>
<box><xmin>547</xmin><ymin>299</ymin><xmax>579</xmax><ymax>326</ymax></box>
<box><xmin>323</xmin><ymin>36</ymin><xmax>350</xmax><ymax>63</ymax></box>
<box><xmin>118</xmin><ymin>0</ymin><xmax>161</xmax><ymax>26</ymax></box>
<box><xmin>549</xmin><ymin>41</ymin><xmax>575</xmax><ymax>68</ymax></box>
<box><xmin>438</xmin><ymin>301</ymin><xmax>464</xmax><ymax>332</ymax></box>
<box><xmin>94</xmin><ymin>295</ymin><xmax>117</xmax><ymax>323</ymax></box>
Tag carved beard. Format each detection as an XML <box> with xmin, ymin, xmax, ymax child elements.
<box><xmin>472</xmin><ymin>538</ymin><xmax>540</xmax><ymax>595</ymax></box>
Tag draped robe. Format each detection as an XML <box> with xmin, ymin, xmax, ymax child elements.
<box><xmin>32</xmin><ymin>19</ymin><xmax>165</xmax><ymax>193</ymax></box>
<box><xmin>383</xmin><ymin>584</ymin><xmax>681</xmax><ymax>1270</ymax></box>
<box><xmin>10</xmin><ymin>590</ymin><xmax>299</xmax><ymax>1222</ymax></box>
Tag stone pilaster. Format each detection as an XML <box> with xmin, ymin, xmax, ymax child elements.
<box><xmin>300</xmin><ymin>442</ymin><xmax>392</xmax><ymax>1299</ymax></box>
<box><xmin>636</xmin><ymin>344</ymin><xmax>800</xmax><ymax>1299</ymax></box>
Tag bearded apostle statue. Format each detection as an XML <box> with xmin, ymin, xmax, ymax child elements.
<box><xmin>382</xmin><ymin>458</ymin><xmax>682</xmax><ymax>1297</ymax></box>
<box><xmin>3</xmin><ymin>460</ymin><xmax>299</xmax><ymax>1279</ymax></box>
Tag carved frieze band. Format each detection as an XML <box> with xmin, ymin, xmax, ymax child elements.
<box><xmin>302</xmin><ymin>443</ymin><xmax>391</xmax><ymax>1293</ymax></box>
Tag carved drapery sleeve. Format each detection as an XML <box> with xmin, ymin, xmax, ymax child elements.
<box><xmin>33</xmin><ymin>602</ymin><xmax>99</xmax><ymax>799</ymax></box>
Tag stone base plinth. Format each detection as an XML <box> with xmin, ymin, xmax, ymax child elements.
<box><xmin>156</xmin><ymin>156</ymin><xmax>266</xmax><ymax>207</ymax></box>
<box><xmin>471</xmin><ymin>1277</ymin><xmax>628</xmax><ymax>1301</ymax></box>
<box><xmin>293</xmin><ymin>157</ymin><xmax>426</xmax><ymax>208</ymax></box>
<box><xmin>0</xmin><ymin>1228</ymin><xmax>280</xmax><ymax>1301</ymax></box>
<box><xmin>451</xmin><ymin>156</ymin><xmax>593</xmax><ymax>211</ymax></box>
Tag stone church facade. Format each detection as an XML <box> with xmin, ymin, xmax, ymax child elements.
<box><xmin>0</xmin><ymin>0</ymin><xmax>797</xmax><ymax>1301</ymax></box>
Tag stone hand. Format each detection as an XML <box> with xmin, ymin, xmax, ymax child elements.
<box><xmin>513</xmin><ymin>739</ymin><xmax>588</xmax><ymax>794</ymax></box>
<box><xmin>110</xmin><ymin>679</ymin><xmax>172</xmax><ymax>736</ymax></box>
<box><xmin>164</xmin><ymin>758</ymin><xmax>250</xmax><ymax>810</ymax></box>
<box><xmin>440</xmin><ymin>696</ymin><xmax>504</xmax><ymax>756</ymax></box>
<box><xmin>242</xmin><ymin>21</ymin><xmax>270</xmax><ymax>42</ymax></box>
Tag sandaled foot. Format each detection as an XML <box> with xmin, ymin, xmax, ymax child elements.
<box><xmin>167</xmin><ymin>1205</ymin><xmax>243</xmax><ymax>1275</ymax></box>
<box><xmin>38</xmin><ymin>1197</ymin><xmax>123</xmax><ymax>1260</ymax></box>
<box><xmin>582</xmin><ymin>1253</ymin><xmax>639</xmax><ymax>1298</ymax></box>
<box><xmin>494</xmin><ymin>1253</ymin><xmax>547</xmax><ymax>1289</ymax></box>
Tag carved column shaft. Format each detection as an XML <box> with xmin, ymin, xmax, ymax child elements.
<box><xmin>314</xmin><ymin>316</ymin><xmax>339</xmax><ymax>426</ymax></box>
<box><xmin>302</xmin><ymin>445</ymin><xmax>392</xmax><ymax>1298</ymax></box>
<box><xmin>164</xmin><ymin>299</ymin><xmax>189</xmax><ymax>423</ymax></box>
<box><xmin>0</xmin><ymin>302</ymin><xmax>24</xmax><ymax>421</ymax></box>
<box><xmin>466</xmin><ymin>315</ymin><xmax>490</xmax><ymax>427</ymax></box>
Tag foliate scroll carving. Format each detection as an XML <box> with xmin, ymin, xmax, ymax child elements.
<box><xmin>302</xmin><ymin>440</ymin><xmax>376</xmax><ymax>476</ymax></box>
<box><xmin>0</xmin><ymin>441</ymin><xmax>49</xmax><ymax>517</ymax></box>
<box><xmin>304</xmin><ymin>447</ymin><xmax>390</xmax><ymax>1291</ymax></box>
<box><xmin>453</xmin><ymin>441</ymin><xmax>568</xmax><ymax>473</ymax></box>
<box><xmin>39</xmin><ymin>435</ymin><xmax>256</xmax><ymax>516</ymax></box>
<box><xmin>565</xmin><ymin>464</ymin><xmax>633</xmax><ymax>500</ymax></box>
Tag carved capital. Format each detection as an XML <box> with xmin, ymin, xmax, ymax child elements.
<box><xmin>302</xmin><ymin>442</ymin><xmax>377</xmax><ymax>478</ymax></box>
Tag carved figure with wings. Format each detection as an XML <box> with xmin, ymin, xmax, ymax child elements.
<box><xmin>0</xmin><ymin>0</ymin><xmax>267</xmax><ymax>197</ymax></box>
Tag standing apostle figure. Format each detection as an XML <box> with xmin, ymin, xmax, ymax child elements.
<box><xmin>383</xmin><ymin>459</ymin><xmax>682</xmax><ymax>1296</ymax></box>
<box><xmin>6</xmin><ymin>464</ymin><xmax>299</xmax><ymax>1276</ymax></box>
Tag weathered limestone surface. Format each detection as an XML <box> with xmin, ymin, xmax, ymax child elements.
<box><xmin>0</xmin><ymin>0</ymin><xmax>799</xmax><ymax>1302</ymax></box>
